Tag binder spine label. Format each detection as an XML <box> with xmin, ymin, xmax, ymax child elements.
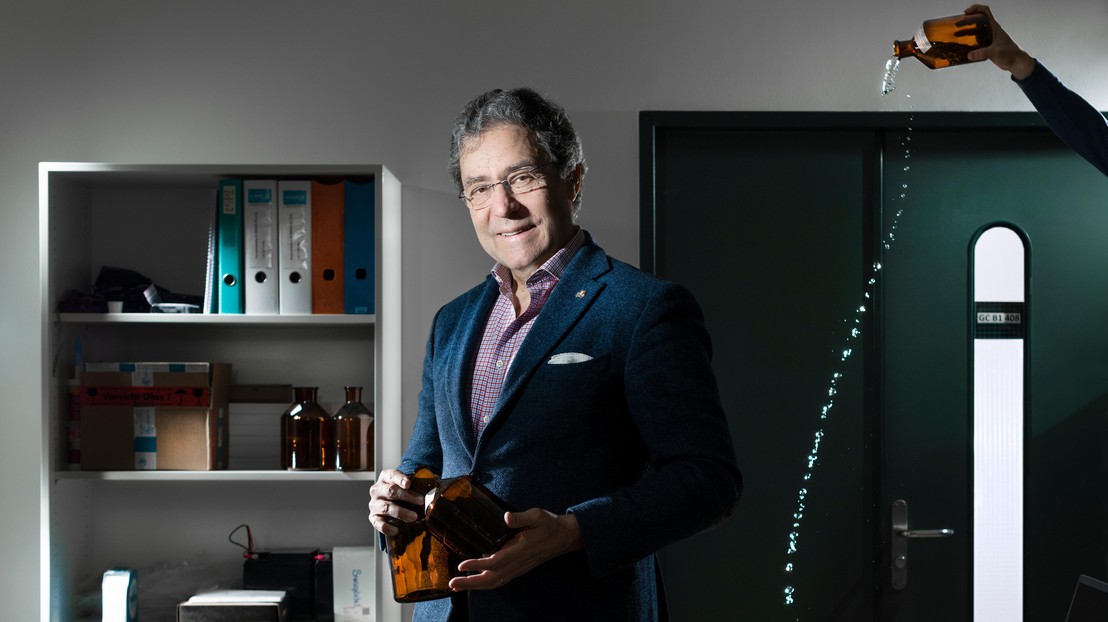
<box><xmin>285</xmin><ymin>207</ymin><xmax>310</xmax><ymax>269</ymax></box>
<box><xmin>244</xmin><ymin>180</ymin><xmax>279</xmax><ymax>314</ymax></box>
<box><xmin>222</xmin><ymin>184</ymin><xmax>237</xmax><ymax>214</ymax></box>
<box><xmin>248</xmin><ymin>207</ymin><xmax>276</xmax><ymax>269</ymax></box>
<box><xmin>247</xmin><ymin>187</ymin><xmax>272</xmax><ymax>204</ymax></box>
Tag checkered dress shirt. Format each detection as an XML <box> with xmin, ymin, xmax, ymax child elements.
<box><xmin>469</xmin><ymin>228</ymin><xmax>585</xmax><ymax>439</ymax></box>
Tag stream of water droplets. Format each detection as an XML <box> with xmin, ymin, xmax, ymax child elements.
<box><xmin>781</xmin><ymin>61</ymin><xmax>915</xmax><ymax>612</ymax></box>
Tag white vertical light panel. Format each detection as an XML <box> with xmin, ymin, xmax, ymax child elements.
<box><xmin>378</xmin><ymin>166</ymin><xmax>404</xmax><ymax>622</ymax></box>
<box><xmin>972</xmin><ymin>226</ymin><xmax>1026</xmax><ymax>621</ymax></box>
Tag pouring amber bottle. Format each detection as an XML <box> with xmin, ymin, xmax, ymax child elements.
<box><xmin>894</xmin><ymin>13</ymin><xmax>992</xmax><ymax>69</ymax></box>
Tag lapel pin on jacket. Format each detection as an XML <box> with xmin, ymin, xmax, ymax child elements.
<box><xmin>576</xmin><ymin>289</ymin><xmax>586</xmax><ymax>298</ymax></box>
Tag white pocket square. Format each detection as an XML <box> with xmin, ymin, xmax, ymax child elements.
<box><xmin>548</xmin><ymin>352</ymin><xmax>594</xmax><ymax>365</ymax></box>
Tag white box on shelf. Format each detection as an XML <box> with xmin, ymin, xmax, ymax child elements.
<box><xmin>333</xmin><ymin>546</ymin><xmax>375</xmax><ymax>622</ymax></box>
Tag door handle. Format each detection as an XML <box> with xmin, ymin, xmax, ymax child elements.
<box><xmin>898</xmin><ymin>529</ymin><xmax>955</xmax><ymax>538</ymax></box>
<box><xmin>891</xmin><ymin>499</ymin><xmax>954</xmax><ymax>590</ymax></box>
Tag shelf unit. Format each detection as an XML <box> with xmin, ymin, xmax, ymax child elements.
<box><xmin>56</xmin><ymin>313</ymin><xmax>378</xmax><ymax>325</ymax></box>
<box><xmin>39</xmin><ymin>163</ymin><xmax>403</xmax><ymax>622</ymax></box>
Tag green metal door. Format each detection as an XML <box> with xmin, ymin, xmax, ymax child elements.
<box><xmin>641</xmin><ymin>112</ymin><xmax>1107</xmax><ymax>621</ymax></box>
<box><xmin>879</xmin><ymin>123</ymin><xmax>1108</xmax><ymax>621</ymax></box>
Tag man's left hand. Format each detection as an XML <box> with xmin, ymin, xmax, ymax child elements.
<box><xmin>448</xmin><ymin>509</ymin><xmax>583</xmax><ymax>591</ymax></box>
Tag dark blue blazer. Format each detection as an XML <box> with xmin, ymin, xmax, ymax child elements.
<box><xmin>399</xmin><ymin>234</ymin><xmax>742</xmax><ymax>621</ymax></box>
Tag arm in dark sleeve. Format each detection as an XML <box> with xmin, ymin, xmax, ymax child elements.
<box><xmin>1016</xmin><ymin>61</ymin><xmax>1108</xmax><ymax>177</ymax></box>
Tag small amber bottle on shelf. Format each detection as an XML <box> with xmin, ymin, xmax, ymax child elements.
<box><xmin>385</xmin><ymin>466</ymin><xmax>457</xmax><ymax>603</ymax></box>
<box><xmin>893</xmin><ymin>13</ymin><xmax>992</xmax><ymax>69</ymax></box>
<box><xmin>280</xmin><ymin>386</ymin><xmax>332</xmax><ymax>470</ymax></box>
<box><xmin>331</xmin><ymin>386</ymin><xmax>374</xmax><ymax>471</ymax></box>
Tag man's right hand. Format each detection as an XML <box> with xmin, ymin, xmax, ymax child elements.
<box><xmin>368</xmin><ymin>468</ymin><xmax>424</xmax><ymax>536</ymax></box>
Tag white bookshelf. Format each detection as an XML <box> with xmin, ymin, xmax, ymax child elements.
<box><xmin>39</xmin><ymin>163</ymin><xmax>403</xmax><ymax>622</ymax></box>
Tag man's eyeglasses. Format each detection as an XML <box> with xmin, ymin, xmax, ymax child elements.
<box><xmin>459</xmin><ymin>161</ymin><xmax>556</xmax><ymax>210</ymax></box>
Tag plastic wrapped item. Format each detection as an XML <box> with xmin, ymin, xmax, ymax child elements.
<box><xmin>73</xmin><ymin>560</ymin><xmax>240</xmax><ymax>622</ymax></box>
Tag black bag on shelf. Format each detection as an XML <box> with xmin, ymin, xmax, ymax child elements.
<box><xmin>93</xmin><ymin>266</ymin><xmax>161</xmax><ymax>312</ymax></box>
<box><xmin>56</xmin><ymin>266</ymin><xmax>204</xmax><ymax>314</ymax></box>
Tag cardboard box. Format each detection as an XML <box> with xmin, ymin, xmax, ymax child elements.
<box><xmin>80</xmin><ymin>363</ymin><xmax>231</xmax><ymax>470</ymax></box>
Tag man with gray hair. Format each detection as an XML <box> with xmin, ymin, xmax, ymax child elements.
<box><xmin>369</xmin><ymin>87</ymin><xmax>742</xmax><ymax>621</ymax></box>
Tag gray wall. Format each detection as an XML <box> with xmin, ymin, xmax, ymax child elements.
<box><xmin>2</xmin><ymin>1</ymin><xmax>1105</xmax><ymax>619</ymax></box>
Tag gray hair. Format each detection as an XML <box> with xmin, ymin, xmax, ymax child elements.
<box><xmin>448</xmin><ymin>87</ymin><xmax>587</xmax><ymax>215</ymax></box>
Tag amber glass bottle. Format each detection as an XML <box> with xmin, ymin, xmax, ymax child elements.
<box><xmin>331</xmin><ymin>386</ymin><xmax>374</xmax><ymax>471</ymax></box>
<box><xmin>281</xmin><ymin>387</ymin><xmax>332</xmax><ymax>470</ymax></box>
<box><xmin>894</xmin><ymin>13</ymin><xmax>992</xmax><ymax>69</ymax></box>
<box><xmin>424</xmin><ymin>474</ymin><xmax>516</xmax><ymax>560</ymax></box>
<box><xmin>385</xmin><ymin>466</ymin><xmax>457</xmax><ymax>602</ymax></box>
